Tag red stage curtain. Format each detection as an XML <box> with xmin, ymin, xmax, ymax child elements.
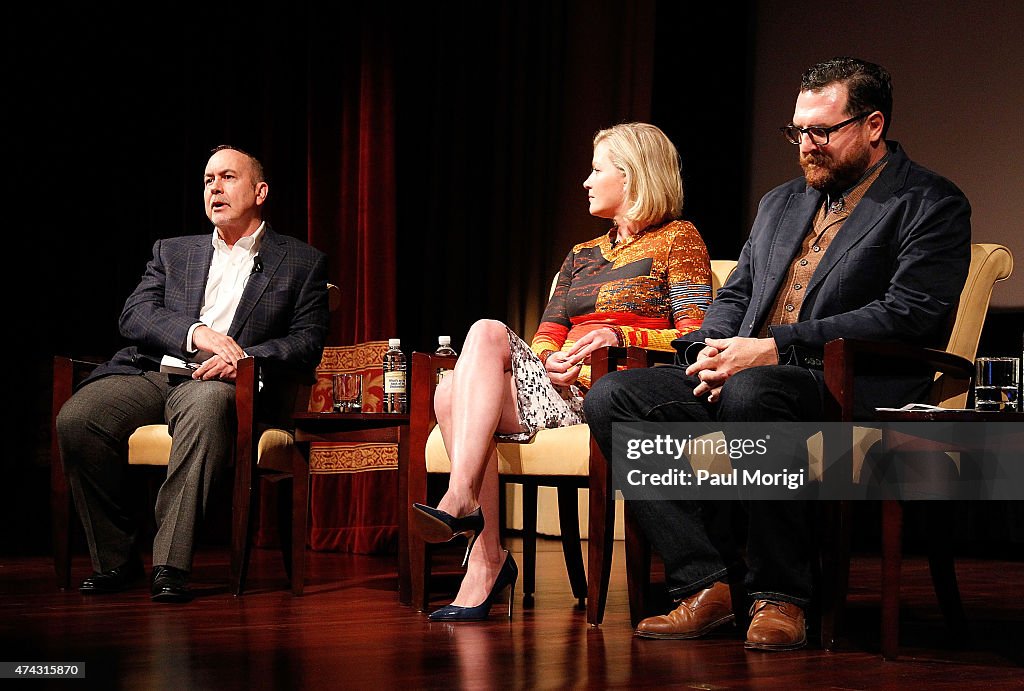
<box><xmin>256</xmin><ymin>13</ymin><xmax>400</xmax><ymax>555</ymax></box>
<box><xmin>305</xmin><ymin>20</ymin><xmax>400</xmax><ymax>555</ymax></box>
<box><xmin>257</xmin><ymin>1</ymin><xmax>658</xmax><ymax>556</ymax></box>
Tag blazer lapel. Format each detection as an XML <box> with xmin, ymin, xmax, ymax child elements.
<box><xmin>803</xmin><ymin>154</ymin><xmax>903</xmax><ymax>298</ymax></box>
<box><xmin>186</xmin><ymin>240</ymin><xmax>214</xmax><ymax>319</ymax></box>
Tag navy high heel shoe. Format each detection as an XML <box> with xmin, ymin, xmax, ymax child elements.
<box><xmin>411</xmin><ymin>503</ymin><xmax>485</xmax><ymax>567</ymax></box>
<box><xmin>428</xmin><ymin>551</ymin><xmax>518</xmax><ymax>622</ymax></box>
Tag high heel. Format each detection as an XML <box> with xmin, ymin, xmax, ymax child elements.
<box><xmin>428</xmin><ymin>551</ymin><xmax>518</xmax><ymax>622</ymax></box>
<box><xmin>411</xmin><ymin>503</ymin><xmax>485</xmax><ymax>567</ymax></box>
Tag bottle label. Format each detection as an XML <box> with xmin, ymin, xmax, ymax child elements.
<box><xmin>435</xmin><ymin>367</ymin><xmax>452</xmax><ymax>386</ymax></box>
<box><xmin>384</xmin><ymin>371</ymin><xmax>407</xmax><ymax>393</ymax></box>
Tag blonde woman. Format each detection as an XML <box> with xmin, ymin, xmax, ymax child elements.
<box><xmin>412</xmin><ymin>122</ymin><xmax>713</xmax><ymax>621</ymax></box>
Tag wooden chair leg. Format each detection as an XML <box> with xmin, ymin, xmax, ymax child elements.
<box><xmin>819</xmin><ymin>499</ymin><xmax>852</xmax><ymax>651</ymax></box>
<box><xmin>556</xmin><ymin>484</ymin><xmax>587</xmax><ymax>606</ymax></box>
<box><xmin>290</xmin><ymin>450</ymin><xmax>310</xmax><ymax>596</ymax></box>
<box><xmin>230</xmin><ymin>444</ymin><xmax>257</xmax><ymax>596</ymax></box>
<box><xmin>235</xmin><ymin>479</ymin><xmax>261</xmax><ymax>596</ymax></box>
<box><xmin>587</xmin><ymin>438</ymin><xmax>615</xmax><ymax>625</ymax></box>
<box><xmin>818</xmin><ymin>420</ymin><xmax>855</xmax><ymax>651</ymax></box>
<box><xmin>881</xmin><ymin>499</ymin><xmax>902</xmax><ymax>659</ymax></box>
<box><xmin>407</xmin><ymin>471</ymin><xmax>430</xmax><ymax>612</ymax></box>
<box><xmin>924</xmin><ymin>502</ymin><xmax>968</xmax><ymax>642</ymax></box>
<box><xmin>624</xmin><ymin>503</ymin><xmax>651</xmax><ymax>628</ymax></box>
<box><xmin>521</xmin><ymin>481</ymin><xmax>538</xmax><ymax>607</ymax></box>
<box><xmin>408</xmin><ymin>526</ymin><xmax>429</xmax><ymax>611</ymax></box>
<box><xmin>396</xmin><ymin>423</ymin><xmax>411</xmax><ymax>605</ymax></box>
<box><xmin>276</xmin><ymin>477</ymin><xmax>293</xmax><ymax>582</ymax></box>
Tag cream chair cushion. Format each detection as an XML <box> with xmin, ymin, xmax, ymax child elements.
<box><xmin>425</xmin><ymin>424</ymin><xmax>591</xmax><ymax>476</ymax></box>
<box><xmin>424</xmin><ymin>398</ymin><xmax>613</xmax><ymax>537</ymax></box>
<box><xmin>257</xmin><ymin>428</ymin><xmax>298</xmax><ymax>473</ymax></box>
<box><xmin>125</xmin><ymin>423</ymin><xmax>298</xmax><ymax>471</ymax></box>
<box><xmin>127</xmin><ymin>425</ymin><xmax>174</xmax><ymax>466</ymax></box>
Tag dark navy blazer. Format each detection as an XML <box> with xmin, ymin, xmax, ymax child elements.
<box><xmin>674</xmin><ymin>142</ymin><xmax>972</xmax><ymax>414</ymax></box>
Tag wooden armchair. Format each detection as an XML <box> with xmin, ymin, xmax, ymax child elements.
<box><xmin>51</xmin><ymin>354</ymin><xmax>305</xmax><ymax>594</ymax></box>
<box><xmin>50</xmin><ymin>284</ymin><xmax>341</xmax><ymax>595</ymax></box>
<box><xmin>819</xmin><ymin>242</ymin><xmax>1014</xmax><ymax>658</ymax></box>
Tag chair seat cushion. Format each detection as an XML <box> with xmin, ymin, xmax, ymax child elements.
<box><xmin>425</xmin><ymin>423</ymin><xmax>591</xmax><ymax>476</ymax></box>
<box><xmin>127</xmin><ymin>425</ymin><xmax>173</xmax><ymax>466</ymax></box>
<box><xmin>257</xmin><ymin>427</ymin><xmax>296</xmax><ymax>473</ymax></box>
<box><xmin>126</xmin><ymin>424</ymin><xmax>299</xmax><ymax>471</ymax></box>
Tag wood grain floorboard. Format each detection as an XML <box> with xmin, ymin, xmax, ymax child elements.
<box><xmin>2</xmin><ymin>539</ymin><xmax>1022</xmax><ymax>690</ymax></box>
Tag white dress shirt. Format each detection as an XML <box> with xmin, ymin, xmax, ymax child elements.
<box><xmin>186</xmin><ymin>222</ymin><xmax>265</xmax><ymax>356</ymax></box>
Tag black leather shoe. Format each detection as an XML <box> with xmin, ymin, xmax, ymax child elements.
<box><xmin>79</xmin><ymin>558</ymin><xmax>145</xmax><ymax>595</ymax></box>
<box><xmin>150</xmin><ymin>565</ymin><xmax>193</xmax><ymax>603</ymax></box>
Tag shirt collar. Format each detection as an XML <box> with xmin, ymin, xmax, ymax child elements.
<box><xmin>211</xmin><ymin>221</ymin><xmax>265</xmax><ymax>254</ymax></box>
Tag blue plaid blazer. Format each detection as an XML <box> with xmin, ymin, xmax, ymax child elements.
<box><xmin>85</xmin><ymin>224</ymin><xmax>329</xmax><ymax>384</ymax></box>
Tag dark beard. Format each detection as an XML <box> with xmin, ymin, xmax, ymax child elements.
<box><xmin>800</xmin><ymin>145</ymin><xmax>871</xmax><ymax>193</ymax></box>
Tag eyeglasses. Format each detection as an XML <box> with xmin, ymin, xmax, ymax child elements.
<box><xmin>780</xmin><ymin>112</ymin><xmax>872</xmax><ymax>146</ymax></box>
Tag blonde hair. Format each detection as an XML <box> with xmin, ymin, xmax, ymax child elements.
<box><xmin>593</xmin><ymin>122</ymin><xmax>683</xmax><ymax>228</ymax></box>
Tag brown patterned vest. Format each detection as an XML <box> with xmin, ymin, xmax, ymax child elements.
<box><xmin>759</xmin><ymin>161</ymin><xmax>887</xmax><ymax>337</ymax></box>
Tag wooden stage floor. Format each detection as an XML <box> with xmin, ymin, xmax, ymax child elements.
<box><xmin>2</xmin><ymin>539</ymin><xmax>1022</xmax><ymax>689</ymax></box>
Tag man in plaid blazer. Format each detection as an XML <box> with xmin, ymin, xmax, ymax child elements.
<box><xmin>56</xmin><ymin>146</ymin><xmax>329</xmax><ymax>602</ymax></box>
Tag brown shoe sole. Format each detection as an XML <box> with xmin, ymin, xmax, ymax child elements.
<box><xmin>410</xmin><ymin>509</ymin><xmax>458</xmax><ymax>543</ymax></box>
<box><xmin>633</xmin><ymin>614</ymin><xmax>736</xmax><ymax>640</ymax></box>
<box><xmin>743</xmin><ymin>633</ymin><xmax>807</xmax><ymax>651</ymax></box>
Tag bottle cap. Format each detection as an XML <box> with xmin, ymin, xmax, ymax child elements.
<box><xmin>388</xmin><ymin>338</ymin><xmax>401</xmax><ymax>347</ymax></box>
<box><xmin>438</xmin><ymin>336</ymin><xmax>451</xmax><ymax>345</ymax></box>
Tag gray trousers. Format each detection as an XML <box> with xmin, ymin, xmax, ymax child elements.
<box><xmin>56</xmin><ymin>371</ymin><xmax>235</xmax><ymax>573</ymax></box>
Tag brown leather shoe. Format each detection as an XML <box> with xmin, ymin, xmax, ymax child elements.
<box><xmin>744</xmin><ymin>600</ymin><xmax>807</xmax><ymax>651</ymax></box>
<box><xmin>634</xmin><ymin>581</ymin><xmax>735</xmax><ymax>639</ymax></box>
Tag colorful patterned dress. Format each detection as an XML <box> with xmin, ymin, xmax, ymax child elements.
<box><xmin>498</xmin><ymin>219</ymin><xmax>711</xmax><ymax>441</ymax></box>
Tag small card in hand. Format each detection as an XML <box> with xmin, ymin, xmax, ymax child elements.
<box><xmin>160</xmin><ymin>355</ymin><xmax>199</xmax><ymax>376</ymax></box>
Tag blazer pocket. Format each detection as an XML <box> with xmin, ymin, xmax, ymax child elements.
<box><xmin>838</xmin><ymin>244</ymin><xmax>894</xmax><ymax>308</ymax></box>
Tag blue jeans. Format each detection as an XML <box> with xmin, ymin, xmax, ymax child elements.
<box><xmin>584</xmin><ymin>364</ymin><xmax>822</xmax><ymax>607</ymax></box>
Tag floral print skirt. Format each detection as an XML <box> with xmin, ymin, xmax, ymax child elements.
<box><xmin>495</xmin><ymin>325</ymin><xmax>585</xmax><ymax>443</ymax></box>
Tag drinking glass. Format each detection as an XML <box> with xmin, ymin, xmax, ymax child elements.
<box><xmin>332</xmin><ymin>373</ymin><xmax>363</xmax><ymax>412</ymax></box>
<box><xmin>974</xmin><ymin>356</ymin><xmax>1020</xmax><ymax>412</ymax></box>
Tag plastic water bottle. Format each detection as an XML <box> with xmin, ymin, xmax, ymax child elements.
<box><xmin>435</xmin><ymin>335</ymin><xmax>458</xmax><ymax>384</ymax></box>
<box><xmin>382</xmin><ymin>338</ymin><xmax>407</xmax><ymax>414</ymax></box>
<box><xmin>435</xmin><ymin>335</ymin><xmax>458</xmax><ymax>358</ymax></box>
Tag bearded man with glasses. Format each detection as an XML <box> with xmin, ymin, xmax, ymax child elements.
<box><xmin>584</xmin><ymin>57</ymin><xmax>971</xmax><ymax>651</ymax></box>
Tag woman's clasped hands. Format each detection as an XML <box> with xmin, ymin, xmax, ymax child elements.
<box><xmin>544</xmin><ymin>327</ymin><xmax>620</xmax><ymax>387</ymax></box>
